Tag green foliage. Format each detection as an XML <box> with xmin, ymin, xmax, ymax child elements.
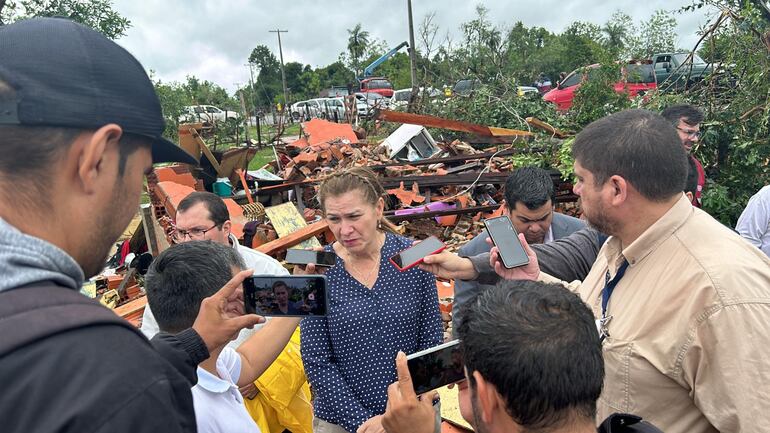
<box><xmin>0</xmin><ymin>0</ymin><xmax>130</xmax><ymax>39</ymax></box>
<box><xmin>568</xmin><ymin>64</ymin><xmax>631</xmax><ymax>128</ymax></box>
<box><xmin>347</xmin><ymin>23</ymin><xmax>370</xmax><ymax>77</ymax></box>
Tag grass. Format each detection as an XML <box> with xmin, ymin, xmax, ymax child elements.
<box><xmin>246</xmin><ymin>122</ymin><xmax>301</xmax><ymax>141</ymax></box>
<box><xmin>248</xmin><ymin>147</ymin><xmax>278</xmax><ymax>170</ymax></box>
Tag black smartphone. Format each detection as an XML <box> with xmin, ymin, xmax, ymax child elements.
<box><xmin>483</xmin><ymin>215</ymin><xmax>530</xmax><ymax>269</ymax></box>
<box><xmin>244</xmin><ymin>275</ymin><xmax>328</xmax><ymax>317</ymax></box>
<box><xmin>285</xmin><ymin>249</ymin><xmax>337</xmax><ymax>268</ymax></box>
<box><xmin>407</xmin><ymin>340</ymin><xmax>465</xmax><ymax>394</ymax></box>
<box><xmin>389</xmin><ymin>236</ymin><xmax>446</xmax><ymax>271</ymax></box>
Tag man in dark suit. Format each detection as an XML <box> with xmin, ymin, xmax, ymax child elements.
<box><xmin>454</xmin><ymin>167</ymin><xmax>584</xmax><ymax>324</ymax></box>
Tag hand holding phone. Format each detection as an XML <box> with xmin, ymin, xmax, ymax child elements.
<box><xmin>286</xmin><ymin>249</ymin><xmax>337</xmax><ymax>268</ymax></box>
<box><xmin>484</xmin><ymin>216</ymin><xmax>530</xmax><ymax>269</ymax></box>
<box><xmin>406</xmin><ymin>340</ymin><xmax>465</xmax><ymax>394</ymax></box>
<box><xmin>390</xmin><ymin>236</ymin><xmax>446</xmax><ymax>271</ymax></box>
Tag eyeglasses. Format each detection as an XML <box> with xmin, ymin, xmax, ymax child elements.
<box><xmin>676</xmin><ymin>126</ymin><xmax>701</xmax><ymax>138</ymax></box>
<box><xmin>174</xmin><ymin>223</ymin><xmax>220</xmax><ymax>241</ymax></box>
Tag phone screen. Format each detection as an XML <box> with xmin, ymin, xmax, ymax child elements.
<box><xmin>484</xmin><ymin>216</ymin><xmax>529</xmax><ymax>269</ymax></box>
<box><xmin>407</xmin><ymin>340</ymin><xmax>465</xmax><ymax>394</ymax></box>
<box><xmin>285</xmin><ymin>249</ymin><xmax>337</xmax><ymax>267</ymax></box>
<box><xmin>244</xmin><ymin>275</ymin><xmax>327</xmax><ymax>317</ymax></box>
<box><xmin>390</xmin><ymin>236</ymin><xmax>446</xmax><ymax>270</ymax></box>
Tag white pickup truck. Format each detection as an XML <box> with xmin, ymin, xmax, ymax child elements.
<box><xmin>178</xmin><ymin>105</ymin><xmax>239</xmax><ymax>123</ymax></box>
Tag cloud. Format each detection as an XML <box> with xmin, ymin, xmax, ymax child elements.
<box><xmin>113</xmin><ymin>0</ymin><xmax>714</xmax><ymax>93</ymax></box>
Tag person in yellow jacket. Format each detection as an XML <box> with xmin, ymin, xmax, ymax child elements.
<box><xmin>242</xmin><ymin>326</ymin><xmax>312</xmax><ymax>433</ymax></box>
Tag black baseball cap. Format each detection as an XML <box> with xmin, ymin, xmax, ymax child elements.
<box><xmin>0</xmin><ymin>17</ymin><xmax>197</xmax><ymax>165</ymax></box>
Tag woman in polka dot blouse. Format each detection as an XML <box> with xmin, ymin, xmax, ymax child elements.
<box><xmin>298</xmin><ymin>167</ymin><xmax>443</xmax><ymax>433</ymax></box>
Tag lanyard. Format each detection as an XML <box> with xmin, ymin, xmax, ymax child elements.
<box><xmin>599</xmin><ymin>260</ymin><xmax>629</xmax><ymax>341</ymax></box>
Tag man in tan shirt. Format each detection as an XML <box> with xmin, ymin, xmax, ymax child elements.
<box><xmin>421</xmin><ymin>109</ymin><xmax>770</xmax><ymax>433</ymax></box>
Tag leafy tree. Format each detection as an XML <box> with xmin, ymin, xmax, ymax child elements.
<box><xmin>635</xmin><ymin>10</ymin><xmax>678</xmax><ymax>58</ymax></box>
<box><xmin>347</xmin><ymin>23</ymin><xmax>370</xmax><ymax>77</ymax></box>
<box><xmin>602</xmin><ymin>11</ymin><xmax>637</xmax><ymax>60</ymax></box>
<box><xmin>0</xmin><ymin>0</ymin><xmax>130</xmax><ymax>39</ymax></box>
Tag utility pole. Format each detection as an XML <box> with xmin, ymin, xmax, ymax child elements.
<box><xmin>407</xmin><ymin>0</ymin><xmax>419</xmax><ymax>111</ymax></box>
<box><xmin>244</xmin><ymin>63</ymin><xmax>257</xmax><ymax>127</ymax></box>
<box><xmin>269</xmin><ymin>29</ymin><xmax>290</xmax><ymax>115</ymax></box>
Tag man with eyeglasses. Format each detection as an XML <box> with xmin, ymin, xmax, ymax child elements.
<box><xmin>662</xmin><ymin>105</ymin><xmax>706</xmax><ymax>207</ymax></box>
<box><xmin>142</xmin><ymin>191</ymin><xmax>288</xmax><ymax>336</ymax></box>
<box><xmin>140</xmin><ymin>192</ymin><xmax>313</xmax><ymax>433</ymax></box>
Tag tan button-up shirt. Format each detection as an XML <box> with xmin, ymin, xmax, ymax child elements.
<box><xmin>544</xmin><ymin>194</ymin><xmax>770</xmax><ymax>433</ymax></box>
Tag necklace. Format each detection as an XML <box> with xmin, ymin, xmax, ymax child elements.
<box><xmin>344</xmin><ymin>233</ymin><xmax>384</xmax><ymax>288</ymax></box>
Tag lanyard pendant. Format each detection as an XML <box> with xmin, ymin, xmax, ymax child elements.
<box><xmin>598</xmin><ymin>315</ymin><xmax>613</xmax><ymax>342</ymax></box>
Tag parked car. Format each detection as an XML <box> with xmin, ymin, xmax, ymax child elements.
<box><xmin>178</xmin><ymin>105</ymin><xmax>239</xmax><ymax>123</ymax></box>
<box><xmin>355</xmin><ymin>92</ymin><xmax>390</xmax><ymax>117</ymax></box>
<box><xmin>516</xmin><ymin>86</ymin><xmax>540</xmax><ymax>97</ymax></box>
<box><xmin>290</xmin><ymin>99</ymin><xmax>322</xmax><ymax>121</ymax></box>
<box><xmin>652</xmin><ymin>52</ymin><xmax>714</xmax><ymax>90</ymax></box>
<box><xmin>543</xmin><ymin>62</ymin><xmax>657</xmax><ymax>110</ymax></box>
<box><xmin>318</xmin><ymin>97</ymin><xmax>346</xmax><ymax>120</ymax></box>
<box><xmin>391</xmin><ymin>88</ymin><xmax>412</xmax><ymax>108</ymax></box>
<box><xmin>390</xmin><ymin>87</ymin><xmax>442</xmax><ymax>108</ymax></box>
<box><xmin>451</xmin><ymin>78</ymin><xmax>481</xmax><ymax>96</ymax></box>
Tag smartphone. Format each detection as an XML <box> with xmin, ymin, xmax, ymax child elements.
<box><xmin>244</xmin><ymin>275</ymin><xmax>328</xmax><ymax>317</ymax></box>
<box><xmin>407</xmin><ymin>339</ymin><xmax>465</xmax><ymax>394</ymax></box>
<box><xmin>389</xmin><ymin>236</ymin><xmax>446</xmax><ymax>271</ymax></box>
<box><xmin>484</xmin><ymin>215</ymin><xmax>530</xmax><ymax>269</ymax></box>
<box><xmin>285</xmin><ymin>249</ymin><xmax>337</xmax><ymax>268</ymax></box>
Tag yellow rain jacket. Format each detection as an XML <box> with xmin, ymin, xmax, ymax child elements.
<box><xmin>243</xmin><ymin>327</ymin><xmax>312</xmax><ymax>433</ymax></box>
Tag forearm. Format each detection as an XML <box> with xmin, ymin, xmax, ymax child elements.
<box><xmin>150</xmin><ymin>329</ymin><xmax>209</xmax><ymax>386</ymax></box>
<box><xmin>236</xmin><ymin>317</ymin><xmax>300</xmax><ymax>386</ymax></box>
<box><xmin>468</xmin><ymin>252</ymin><xmax>501</xmax><ymax>285</ymax></box>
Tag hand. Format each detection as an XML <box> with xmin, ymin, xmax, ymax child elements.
<box><xmin>487</xmin><ymin>233</ymin><xmax>540</xmax><ymax>281</ymax></box>
<box><xmin>419</xmin><ymin>250</ymin><xmax>478</xmax><ymax>281</ymax></box>
<box><xmin>192</xmin><ymin>269</ymin><xmax>266</xmax><ymax>353</ymax></box>
<box><xmin>382</xmin><ymin>352</ymin><xmax>438</xmax><ymax>433</ymax></box>
<box><xmin>239</xmin><ymin>381</ymin><xmax>260</xmax><ymax>399</ymax></box>
<box><xmin>292</xmin><ymin>262</ymin><xmax>328</xmax><ymax>275</ymax></box>
<box><xmin>357</xmin><ymin>415</ymin><xmax>386</xmax><ymax>433</ymax></box>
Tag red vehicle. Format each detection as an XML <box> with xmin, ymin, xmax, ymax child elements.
<box><xmin>359</xmin><ymin>77</ymin><xmax>394</xmax><ymax>98</ymax></box>
<box><xmin>543</xmin><ymin>63</ymin><xmax>657</xmax><ymax>110</ymax></box>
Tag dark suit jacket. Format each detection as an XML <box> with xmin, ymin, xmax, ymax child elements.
<box><xmin>453</xmin><ymin>212</ymin><xmax>586</xmax><ymax>327</ymax></box>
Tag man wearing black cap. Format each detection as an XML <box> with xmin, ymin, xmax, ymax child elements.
<box><xmin>0</xmin><ymin>17</ymin><xmax>262</xmax><ymax>433</ymax></box>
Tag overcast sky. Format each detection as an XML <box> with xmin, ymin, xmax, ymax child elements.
<box><xmin>113</xmin><ymin>0</ymin><xmax>717</xmax><ymax>93</ymax></box>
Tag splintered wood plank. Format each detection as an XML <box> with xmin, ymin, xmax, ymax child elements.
<box><xmin>373</xmin><ymin>109</ymin><xmax>533</xmax><ymax>137</ymax></box>
<box><xmin>256</xmin><ymin>219</ymin><xmax>331</xmax><ymax>256</ymax></box>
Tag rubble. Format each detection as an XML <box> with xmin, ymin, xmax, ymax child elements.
<box><xmin>107</xmin><ymin>114</ymin><xmax>578</xmax><ymax>323</ymax></box>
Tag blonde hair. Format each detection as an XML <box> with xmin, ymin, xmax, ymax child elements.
<box><xmin>318</xmin><ymin>166</ymin><xmax>399</xmax><ymax>234</ymax></box>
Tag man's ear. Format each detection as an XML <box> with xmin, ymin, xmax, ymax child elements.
<box><xmin>607</xmin><ymin>175</ymin><xmax>629</xmax><ymax>207</ymax></box>
<box><xmin>472</xmin><ymin>370</ymin><xmax>501</xmax><ymax>425</ymax></box>
<box><xmin>222</xmin><ymin>220</ymin><xmax>232</xmax><ymax>236</ymax></box>
<box><xmin>76</xmin><ymin>124</ymin><xmax>123</xmax><ymax>194</ymax></box>
<box><xmin>685</xmin><ymin>191</ymin><xmax>694</xmax><ymax>203</ymax></box>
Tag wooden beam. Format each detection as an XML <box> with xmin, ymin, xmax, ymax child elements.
<box><xmin>140</xmin><ymin>204</ymin><xmax>160</xmax><ymax>256</ymax></box>
<box><xmin>190</xmin><ymin>127</ymin><xmax>224</xmax><ymax>176</ymax></box>
<box><xmin>525</xmin><ymin>117</ymin><xmax>570</xmax><ymax>139</ymax></box>
<box><xmin>374</xmin><ymin>109</ymin><xmax>533</xmax><ymax>137</ymax></box>
<box><xmin>256</xmin><ymin>219</ymin><xmax>331</xmax><ymax>256</ymax></box>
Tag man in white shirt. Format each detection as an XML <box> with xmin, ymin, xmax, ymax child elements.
<box><xmin>736</xmin><ymin>185</ymin><xmax>770</xmax><ymax>257</ymax></box>
<box><xmin>145</xmin><ymin>241</ymin><xmax>299</xmax><ymax>433</ymax></box>
<box><xmin>141</xmin><ymin>191</ymin><xmax>288</xmax><ymax>338</ymax></box>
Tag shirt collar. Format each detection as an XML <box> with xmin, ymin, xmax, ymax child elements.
<box><xmin>228</xmin><ymin>233</ymin><xmax>239</xmax><ymax>250</ymax></box>
<box><xmin>602</xmin><ymin>194</ymin><xmax>692</xmax><ymax>270</ymax></box>
<box><xmin>196</xmin><ymin>366</ymin><xmax>235</xmax><ymax>394</ymax></box>
<box><xmin>544</xmin><ymin>225</ymin><xmax>554</xmax><ymax>244</ymax></box>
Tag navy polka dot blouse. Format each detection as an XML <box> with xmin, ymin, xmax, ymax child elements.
<box><xmin>300</xmin><ymin>232</ymin><xmax>443</xmax><ymax>432</ymax></box>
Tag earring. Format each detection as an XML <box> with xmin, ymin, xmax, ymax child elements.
<box><xmin>378</xmin><ymin>220</ymin><xmax>382</xmax><ymax>229</ymax></box>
